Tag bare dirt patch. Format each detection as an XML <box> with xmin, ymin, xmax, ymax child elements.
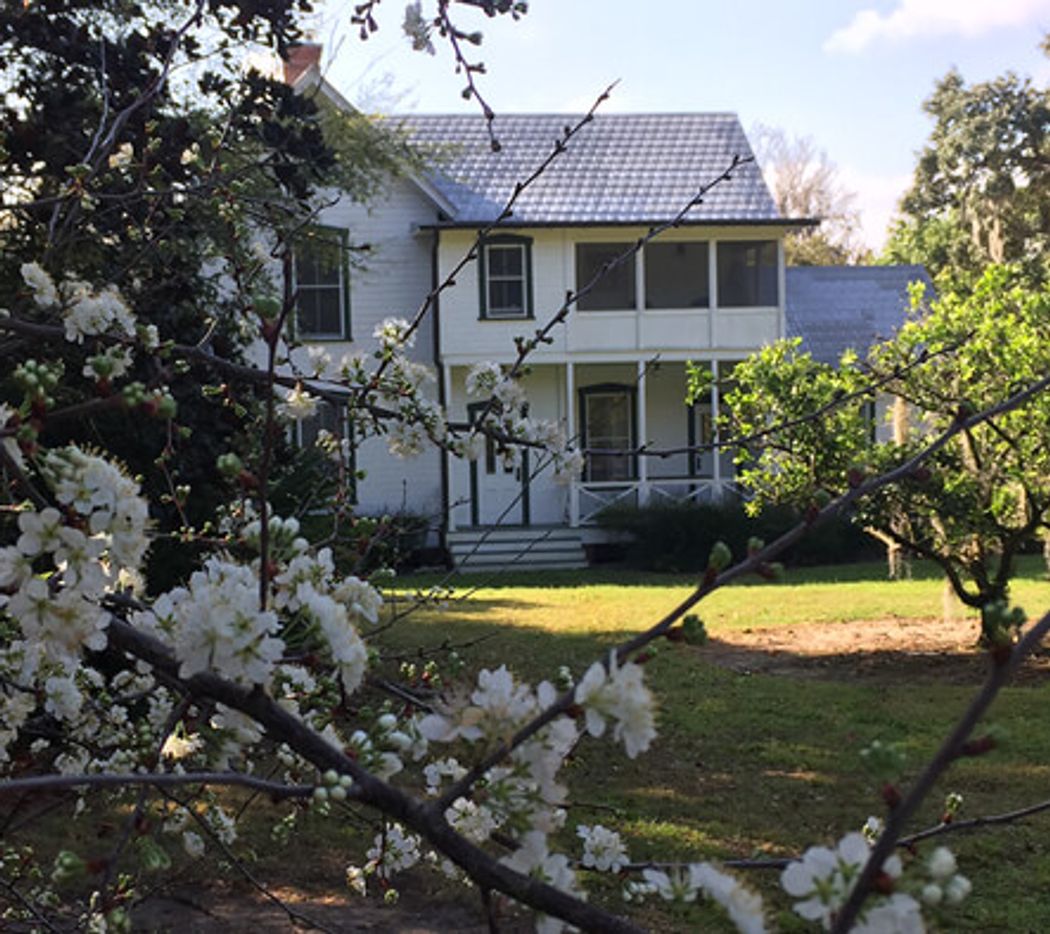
<box><xmin>705</xmin><ymin>616</ymin><xmax>1050</xmax><ymax>684</ymax></box>
<box><xmin>132</xmin><ymin>880</ymin><xmax>531</xmax><ymax>933</ymax></box>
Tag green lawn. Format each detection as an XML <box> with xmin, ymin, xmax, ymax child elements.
<box><xmin>392</xmin><ymin>554</ymin><xmax>1050</xmax><ymax>634</ymax></box>
<box><xmin>374</xmin><ymin>556</ymin><xmax>1050</xmax><ymax>931</ymax></box>
<box><xmin>19</xmin><ymin>559</ymin><xmax>1050</xmax><ymax>931</ymax></box>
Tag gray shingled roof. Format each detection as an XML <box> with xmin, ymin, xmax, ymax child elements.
<box><xmin>397</xmin><ymin>113</ymin><xmax>783</xmax><ymax>226</ymax></box>
<box><xmin>786</xmin><ymin>265</ymin><xmax>934</xmax><ymax>365</ymax></box>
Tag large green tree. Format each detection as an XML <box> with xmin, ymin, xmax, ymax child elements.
<box><xmin>883</xmin><ymin>44</ymin><xmax>1049</xmax><ymax>285</ymax></box>
<box><xmin>720</xmin><ymin>266</ymin><xmax>1050</xmax><ymax>640</ymax></box>
<box><xmin>0</xmin><ymin>0</ymin><xmax>409</xmax><ymax>585</ymax></box>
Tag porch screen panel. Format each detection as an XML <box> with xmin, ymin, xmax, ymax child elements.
<box><xmin>576</xmin><ymin>244</ymin><xmax>636</xmax><ymax>311</ymax></box>
<box><xmin>585</xmin><ymin>391</ymin><xmax>633</xmax><ymax>481</ymax></box>
<box><xmin>645</xmin><ymin>242</ymin><xmax>709</xmax><ymax>308</ymax></box>
<box><xmin>716</xmin><ymin>241</ymin><xmax>777</xmax><ymax>307</ymax></box>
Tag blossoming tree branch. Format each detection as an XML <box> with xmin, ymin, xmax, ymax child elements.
<box><xmin>2</xmin><ymin>2</ymin><xmax>1049</xmax><ymax>933</ymax></box>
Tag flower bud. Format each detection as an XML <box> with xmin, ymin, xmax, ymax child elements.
<box><xmin>707</xmin><ymin>540</ymin><xmax>731</xmax><ymax>572</ymax></box>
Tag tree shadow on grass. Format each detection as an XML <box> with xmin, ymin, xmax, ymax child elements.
<box><xmin>698</xmin><ymin>633</ymin><xmax>1050</xmax><ymax>686</ymax></box>
<box><xmin>398</xmin><ymin>554</ymin><xmax>1050</xmax><ymax>592</ymax></box>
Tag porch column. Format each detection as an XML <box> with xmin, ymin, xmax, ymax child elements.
<box><xmin>566</xmin><ymin>362</ymin><xmax>579</xmax><ymax>527</ymax></box>
<box><xmin>637</xmin><ymin>359</ymin><xmax>649</xmax><ymax>506</ymax></box>
<box><xmin>710</xmin><ymin>359</ymin><xmax>721</xmax><ymax>491</ymax></box>
<box><xmin>444</xmin><ymin>365</ymin><xmax>457</xmax><ymax>532</ymax></box>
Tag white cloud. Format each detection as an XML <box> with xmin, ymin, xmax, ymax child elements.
<box><xmin>825</xmin><ymin>0</ymin><xmax>1050</xmax><ymax>53</ymax></box>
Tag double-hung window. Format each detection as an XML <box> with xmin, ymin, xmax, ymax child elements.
<box><xmin>480</xmin><ymin>235</ymin><xmax>532</xmax><ymax>319</ymax></box>
<box><xmin>294</xmin><ymin>226</ymin><xmax>350</xmax><ymax>339</ymax></box>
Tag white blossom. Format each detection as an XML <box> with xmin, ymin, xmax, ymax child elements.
<box><xmin>43</xmin><ymin>675</ymin><xmax>82</xmax><ymax>722</ymax></box>
<box><xmin>43</xmin><ymin>446</ymin><xmax>150</xmax><ymax>572</ymax></box>
<box><xmin>278</xmin><ymin>384</ymin><xmax>319</xmax><ymax>422</ymax></box>
<box><xmin>21</xmin><ymin>262</ymin><xmax>58</xmax><ymax>307</ymax></box>
<box><xmin>577</xmin><ymin>824</ymin><xmax>629</xmax><ymax>873</ymax></box>
<box><xmin>346</xmin><ymin>864</ymin><xmax>367</xmax><ymax>896</ymax></box>
<box><xmin>944</xmin><ymin>874</ymin><xmax>972</xmax><ymax>905</ymax></box>
<box><xmin>366</xmin><ymin>823</ymin><xmax>421</xmax><ymax>879</ymax></box>
<box><xmin>781</xmin><ymin>832</ymin><xmax>904</xmax><ymax>931</ymax></box>
<box><xmin>640</xmin><ymin>866</ymin><xmax>698</xmax><ymax>902</ymax></box>
<box><xmin>162</xmin><ymin>733</ymin><xmax>203</xmax><ymax>761</ymax></box>
<box><xmin>82</xmin><ymin>346</ymin><xmax>132</xmax><ymax>381</ymax></box>
<box><xmin>374</xmin><ymin>316</ymin><xmax>415</xmax><ymax>351</ymax></box>
<box><xmin>502</xmin><ymin>831</ymin><xmax>580</xmax><ymax>934</ymax></box>
<box><xmin>59</xmin><ymin>279</ymin><xmax>136</xmax><ymax>343</ymax></box>
<box><xmin>853</xmin><ymin>893</ymin><xmax>925</xmax><ymax>934</ymax></box>
<box><xmin>465</xmin><ymin>361</ymin><xmax>503</xmax><ymax>397</ymax></box>
<box><xmin>333</xmin><ymin>575</ymin><xmax>381</xmax><ymax>625</ymax></box>
<box><xmin>16</xmin><ymin>507</ymin><xmax>64</xmax><ymax>556</ymax></box>
<box><xmin>205</xmin><ymin>804</ymin><xmax>238</xmax><ymax>845</ymax></box>
<box><xmin>9</xmin><ymin>578</ymin><xmax>110</xmax><ymax>665</ymax></box>
<box><xmin>921</xmin><ymin>883</ymin><xmax>942</xmax><ymax>906</ymax></box>
<box><xmin>574</xmin><ymin>654</ymin><xmax>657</xmax><ymax>758</ymax></box>
<box><xmin>927</xmin><ymin>846</ymin><xmax>956</xmax><ymax>882</ymax></box>
<box><xmin>446</xmin><ymin>797</ymin><xmax>500</xmax><ymax>843</ymax></box>
<box><xmin>423</xmin><ymin>757</ymin><xmax>466</xmax><ymax>795</ymax></box>
<box><xmin>387</xmin><ymin>419</ymin><xmax>429</xmax><ymax>458</ymax></box>
<box><xmin>165</xmin><ymin>557</ymin><xmax>284</xmax><ymax>686</ymax></box>
<box><xmin>107</xmin><ymin>142</ymin><xmax>134</xmax><ymax>169</ymax></box>
<box><xmin>690</xmin><ymin>863</ymin><xmax>767</xmax><ymax>934</ymax></box>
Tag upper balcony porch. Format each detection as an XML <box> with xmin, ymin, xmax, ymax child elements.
<box><xmin>435</xmin><ymin>225</ymin><xmax>789</xmax><ymax>364</ymax></box>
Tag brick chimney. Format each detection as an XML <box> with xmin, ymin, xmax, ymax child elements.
<box><xmin>283</xmin><ymin>42</ymin><xmax>322</xmax><ymax>85</ymax></box>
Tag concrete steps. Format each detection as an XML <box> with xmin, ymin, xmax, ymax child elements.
<box><xmin>447</xmin><ymin>526</ymin><xmax>588</xmax><ymax>572</ymax></box>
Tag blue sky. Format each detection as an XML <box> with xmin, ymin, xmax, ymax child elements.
<box><xmin>312</xmin><ymin>1</ymin><xmax>1050</xmax><ymax>250</ymax></box>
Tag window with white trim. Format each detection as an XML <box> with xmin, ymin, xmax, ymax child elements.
<box><xmin>480</xmin><ymin>236</ymin><xmax>532</xmax><ymax>318</ymax></box>
<box><xmin>294</xmin><ymin>226</ymin><xmax>350</xmax><ymax>339</ymax></box>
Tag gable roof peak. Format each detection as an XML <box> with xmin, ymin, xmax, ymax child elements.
<box><xmin>395</xmin><ymin>111</ymin><xmax>786</xmax><ymax>227</ymax></box>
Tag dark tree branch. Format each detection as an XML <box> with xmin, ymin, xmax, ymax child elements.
<box><xmin>100</xmin><ymin>617</ymin><xmax>644</xmax><ymax>934</ymax></box>
<box><xmin>899</xmin><ymin>797</ymin><xmax>1050</xmax><ymax>846</ymax></box>
<box><xmin>0</xmin><ymin>772</ymin><xmax>318</xmax><ymax>800</ymax></box>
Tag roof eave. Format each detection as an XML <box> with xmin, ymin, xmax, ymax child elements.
<box><xmin>419</xmin><ymin>217</ymin><xmax>807</xmax><ymax>230</ymax></box>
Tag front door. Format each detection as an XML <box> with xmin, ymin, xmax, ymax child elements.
<box><xmin>469</xmin><ymin>404</ymin><xmax>528</xmax><ymax>526</ymax></box>
<box><xmin>582</xmin><ymin>388</ymin><xmax>635</xmax><ymax>481</ymax></box>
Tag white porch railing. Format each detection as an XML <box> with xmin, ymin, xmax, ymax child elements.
<box><xmin>576</xmin><ymin>477</ymin><xmax>741</xmax><ymax>526</ymax></box>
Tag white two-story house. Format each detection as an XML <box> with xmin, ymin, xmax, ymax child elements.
<box><xmin>285</xmin><ymin>48</ymin><xmax>925</xmax><ymax>569</ymax></box>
